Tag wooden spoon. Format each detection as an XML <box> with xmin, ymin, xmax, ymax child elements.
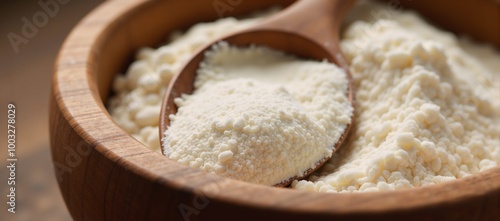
<box><xmin>160</xmin><ymin>0</ymin><xmax>355</xmax><ymax>187</ymax></box>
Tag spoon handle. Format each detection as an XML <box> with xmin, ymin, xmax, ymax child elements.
<box><xmin>253</xmin><ymin>0</ymin><xmax>355</xmax><ymax>67</ymax></box>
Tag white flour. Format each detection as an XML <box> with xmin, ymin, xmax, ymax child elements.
<box><xmin>108</xmin><ymin>2</ymin><xmax>500</xmax><ymax>191</ymax></box>
<box><xmin>163</xmin><ymin>43</ymin><xmax>352</xmax><ymax>185</ymax></box>
<box><xmin>108</xmin><ymin>13</ymin><xmax>275</xmax><ymax>151</ymax></box>
<box><xmin>293</xmin><ymin>2</ymin><xmax>500</xmax><ymax>192</ymax></box>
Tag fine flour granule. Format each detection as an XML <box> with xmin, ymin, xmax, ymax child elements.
<box><xmin>293</xmin><ymin>2</ymin><xmax>500</xmax><ymax>192</ymax></box>
<box><xmin>163</xmin><ymin>43</ymin><xmax>352</xmax><ymax>186</ymax></box>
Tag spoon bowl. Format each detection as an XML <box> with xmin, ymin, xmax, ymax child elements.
<box><xmin>160</xmin><ymin>0</ymin><xmax>356</xmax><ymax>186</ymax></box>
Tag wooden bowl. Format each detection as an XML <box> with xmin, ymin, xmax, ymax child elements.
<box><xmin>50</xmin><ymin>0</ymin><xmax>500</xmax><ymax>220</ymax></box>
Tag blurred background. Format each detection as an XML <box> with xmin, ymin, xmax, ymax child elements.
<box><xmin>0</xmin><ymin>0</ymin><xmax>103</xmax><ymax>220</ymax></box>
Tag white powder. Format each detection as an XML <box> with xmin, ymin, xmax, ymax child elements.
<box><xmin>108</xmin><ymin>12</ymin><xmax>276</xmax><ymax>151</ymax></box>
<box><xmin>163</xmin><ymin>43</ymin><xmax>352</xmax><ymax>186</ymax></box>
<box><xmin>292</xmin><ymin>2</ymin><xmax>500</xmax><ymax>192</ymax></box>
<box><xmin>109</xmin><ymin>2</ymin><xmax>500</xmax><ymax>191</ymax></box>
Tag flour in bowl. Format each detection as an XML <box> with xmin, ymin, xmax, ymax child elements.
<box><xmin>107</xmin><ymin>12</ymin><xmax>277</xmax><ymax>151</ymax></box>
<box><xmin>108</xmin><ymin>2</ymin><xmax>500</xmax><ymax>191</ymax></box>
<box><xmin>292</xmin><ymin>2</ymin><xmax>500</xmax><ymax>192</ymax></box>
<box><xmin>163</xmin><ymin>42</ymin><xmax>352</xmax><ymax>186</ymax></box>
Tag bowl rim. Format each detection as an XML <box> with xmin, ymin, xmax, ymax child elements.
<box><xmin>52</xmin><ymin>0</ymin><xmax>500</xmax><ymax>215</ymax></box>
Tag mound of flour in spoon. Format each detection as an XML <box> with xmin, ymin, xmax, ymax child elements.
<box><xmin>163</xmin><ymin>42</ymin><xmax>352</xmax><ymax>186</ymax></box>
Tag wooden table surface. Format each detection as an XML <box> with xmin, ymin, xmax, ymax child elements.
<box><xmin>0</xmin><ymin>0</ymin><xmax>103</xmax><ymax>220</ymax></box>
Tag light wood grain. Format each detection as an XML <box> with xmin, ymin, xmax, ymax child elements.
<box><xmin>50</xmin><ymin>0</ymin><xmax>500</xmax><ymax>220</ymax></box>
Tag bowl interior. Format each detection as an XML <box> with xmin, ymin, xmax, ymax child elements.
<box><xmin>95</xmin><ymin>0</ymin><xmax>296</xmax><ymax>103</ymax></box>
<box><xmin>65</xmin><ymin>0</ymin><xmax>500</xmax><ymax>217</ymax></box>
